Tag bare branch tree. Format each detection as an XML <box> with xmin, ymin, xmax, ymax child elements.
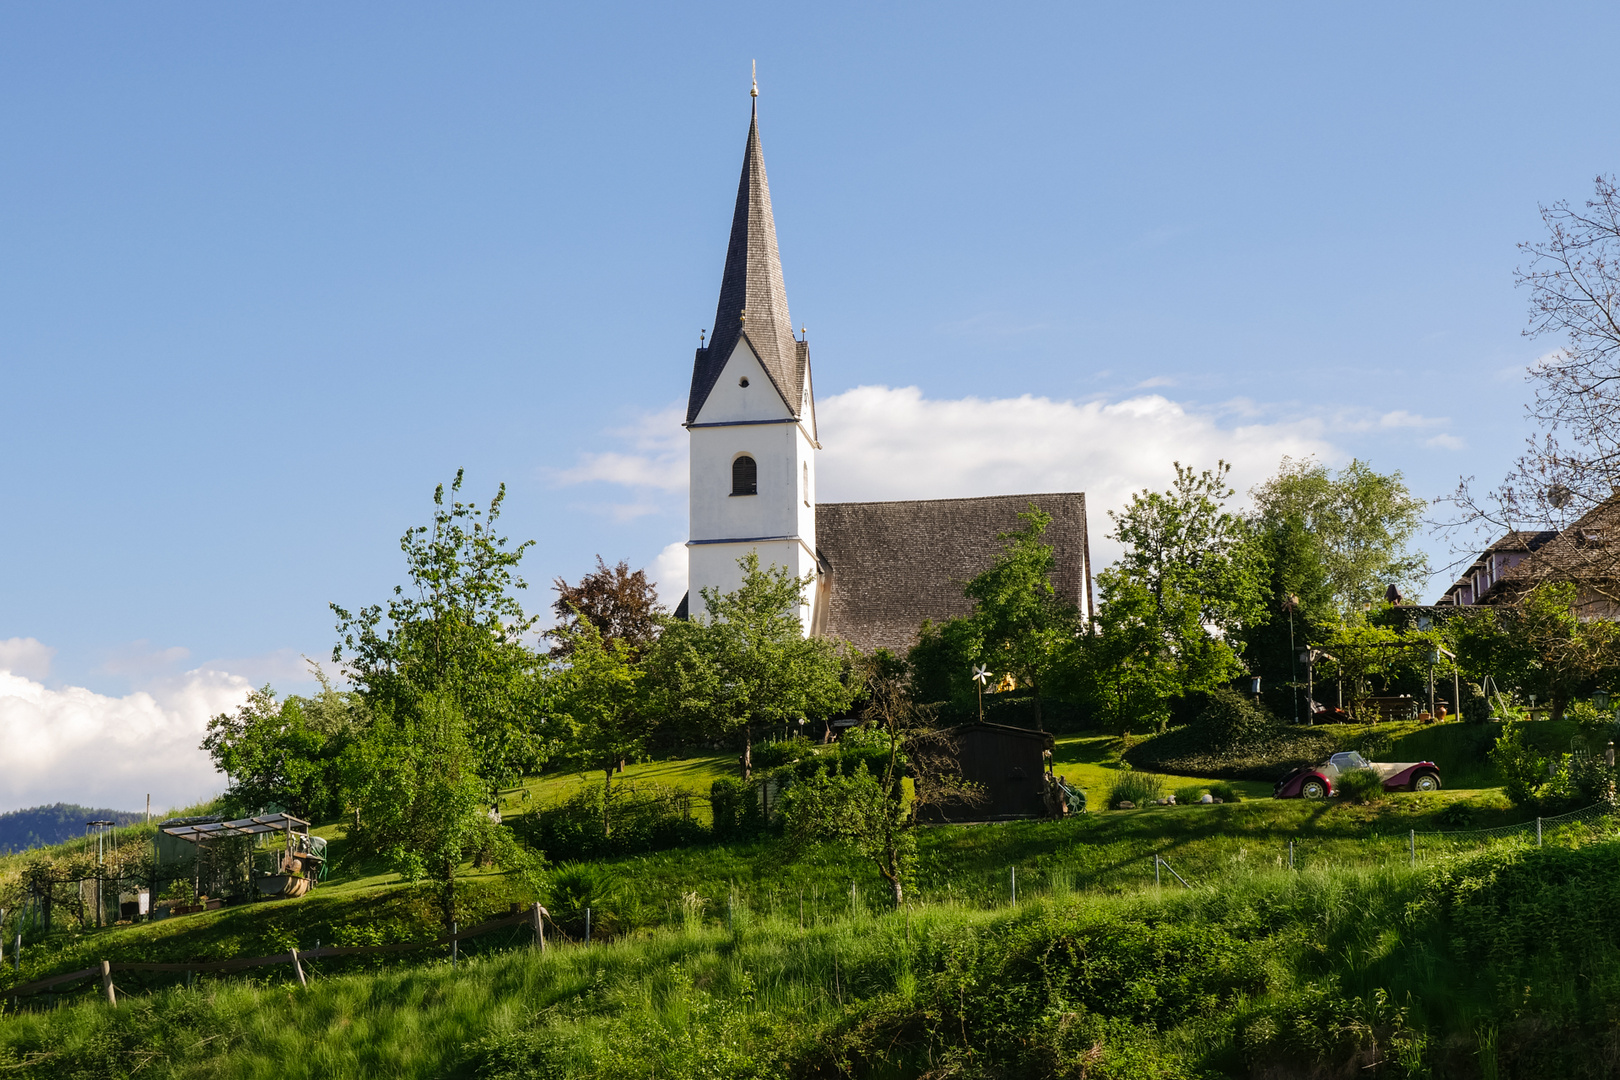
<box><xmin>1438</xmin><ymin>175</ymin><xmax>1620</xmax><ymax>605</ymax></box>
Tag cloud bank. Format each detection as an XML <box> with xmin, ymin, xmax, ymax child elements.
<box><xmin>0</xmin><ymin>665</ymin><xmax>248</xmax><ymax>814</ymax></box>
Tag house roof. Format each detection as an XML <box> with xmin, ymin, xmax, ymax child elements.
<box><xmin>1492</xmin><ymin>494</ymin><xmax>1620</xmax><ymax>606</ymax></box>
<box><xmin>816</xmin><ymin>492</ymin><xmax>1090</xmax><ymax>654</ymax></box>
<box><xmin>1439</xmin><ymin>529</ymin><xmax>1557</xmax><ymax>602</ymax></box>
<box><xmin>687</xmin><ymin>102</ymin><xmax>806</xmax><ymax>424</ymax></box>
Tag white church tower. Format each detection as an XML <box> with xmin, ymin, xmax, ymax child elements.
<box><xmin>682</xmin><ymin>87</ymin><xmax>821</xmax><ymax>632</ymax></box>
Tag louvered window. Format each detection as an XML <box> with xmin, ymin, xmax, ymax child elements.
<box><xmin>732</xmin><ymin>455</ymin><xmax>757</xmax><ymax>496</ymax></box>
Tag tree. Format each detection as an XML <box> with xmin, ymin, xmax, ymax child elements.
<box><xmin>779</xmin><ymin>652</ymin><xmax>978</xmax><ymax>907</ymax></box>
<box><xmin>549</xmin><ymin>557</ymin><xmax>664</xmax><ymax>659</ymax></box>
<box><xmin>1453</xmin><ymin>582</ymin><xmax>1620</xmax><ymax>721</ymax></box>
<box><xmin>548</xmin><ymin>616</ymin><xmax>650</xmax><ymax>835</ymax></box>
<box><xmin>331</xmin><ymin>471</ymin><xmax>545</xmax><ymax>924</ymax></box>
<box><xmin>650</xmin><ymin>552</ymin><xmax>855</xmax><ymax>779</ymax></box>
<box><xmin>332</xmin><ymin>469</ymin><xmax>546</xmax><ymax>793</ymax></box>
<box><xmin>338</xmin><ymin>691</ymin><xmax>496</xmax><ymax>927</ymax></box>
<box><xmin>1248</xmin><ymin>457</ymin><xmax>1428</xmax><ymax>618</ymax></box>
<box><xmin>202</xmin><ymin>685</ymin><xmax>345</xmax><ymax>821</ymax></box>
<box><xmin>1444</xmin><ymin>176</ymin><xmax>1620</xmax><ymax>603</ymax></box>
<box><xmin>961</xmin><ymin>508</ymin><xmax>1079</xmax><ymax>729</ymax></box>
<box><xmin>1079</xmin><ymin>462</ymin><xmax>1266</xmax><ymax>729</ymax></box>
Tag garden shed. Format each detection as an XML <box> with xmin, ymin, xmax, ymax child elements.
<box><xmin>921</xmin><ymin>722</ymin><xmax>1055</xmax><ymax>822</ymax></box>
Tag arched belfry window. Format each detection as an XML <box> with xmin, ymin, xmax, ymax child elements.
<box><xmin>732</xmin><ymin>455</ymin><xmax>757</xmax><ymax>496</ymax></box>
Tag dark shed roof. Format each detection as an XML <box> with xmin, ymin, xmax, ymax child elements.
<box><xmin>816</xmin><ymin>492</ymin><xmax>1090</xmax><ymax>654</ymax></box>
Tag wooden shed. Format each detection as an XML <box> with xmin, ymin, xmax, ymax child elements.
<box><xmin>921</xmin><ymin>722</ymin><xmax>1055</xmax><ymax>822</ymax></box>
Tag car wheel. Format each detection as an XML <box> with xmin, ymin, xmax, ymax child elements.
<box><xmin>1411</xmin><ymin>771</ymin><xmax>1441</xmax><ymax>792</ymax></box>
<box><xmin>1301</xmin><ymin>778</ymin><xmax>1327</xmax><ymax>800</ymax></box>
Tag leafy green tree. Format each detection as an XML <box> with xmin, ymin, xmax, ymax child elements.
<box><xmin>548</xmin><ymin>616</ymin><xmax>651</xmax><ymax>835</ymax></box>
<box><xmin>331</xmin><ymin>471</ymin><xmax>546</xmax><ymax>924</ymax></box>
<box><xmin>907</xmin><ymin>509</ymin><xmax>1077</xmax><ymax>726</ymax></box>
<box><xmin>332</xmin><ymin>469</ymin><xmax>546</xmax><ymax>794</ymax></box>
<box><xmin>1454</xmin><ymin>582</ymin><xmax>1620</xmax><ymax>720</ymax></box>
<box><xmin>202</xmin><ymin>679</ymin><xmax>364</xmax><ymax>821</ymax></box>
<box><xmin>649</xmin><ymin>552</ymin><xmax>854</xmax><ymax>779</ymax></box>
<box><xmin>962</xmin><ymin>508</ymin><xmax>1079</xmax><ymax>729</ymax></box>
<box><xmin>338</xmin><ymin>691</ymin><xmax>496</xmax><ymax>926</ymax></box>
<box><xmin>1248</xmin><ymin>456</ymin><xmax>1428</xmax><ymax>618</ymax></box>
<box><xmin>1075</xmin><ymin>462</ymin><xmax>1266</xmax><ymax>730</ymax></box>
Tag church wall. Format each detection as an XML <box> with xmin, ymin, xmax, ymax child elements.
<box><xmin>691</xmin><ymin>340</ymin><xmax>793</xmax><ymax>425</ymax></box>
<box><xmin>689</xmin><ymin>421</ymin><xmax>808</xmax><ymax>542</ymax></box>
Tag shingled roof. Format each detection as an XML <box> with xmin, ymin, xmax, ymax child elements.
<box><xmin>687</xmin><ymin>102</ymin><xmax>806</xmax><ymax>423</ymax></box>
<box><xmin>816</xmin><ymin>493</ymin><xmax>1091</xmax><ymax>654</ymax></box>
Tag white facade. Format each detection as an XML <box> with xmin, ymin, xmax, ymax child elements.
<box><xmin>686</xmin><ymin>337</ymin><xmax>819</xmax><ymax>631</ymax></box>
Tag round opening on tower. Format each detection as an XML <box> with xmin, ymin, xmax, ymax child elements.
<box><xmin>738</xmin><ymin>376</ymin><xmax>749</xmax><ymax>387</ymax></box>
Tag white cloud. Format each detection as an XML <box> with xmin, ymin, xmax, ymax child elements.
<box><xmin>547</xmin><ymin>406</ymin><xmax>686</xmax><ymax>491</ymax></box>
<box><xmin>0</xmin><ymin>638</ymin><xmax>55</xmax><ymax>681</ymax></box>
<box><xmin>0</xmin><ymin>665</ymin><xmax>248</xmax><ymax>814</ymax></box>
<box><xmin>1426</xmin><ymin>433</ymin><xmax>1467</xmax><ymax>450</ymax></box>
<box><xmin>652</xmin><ymin>541</ymin><xmax>689</xmax><ymax>607</ymax></box>
<box><xmin>814</xmin><ymin>385</ymin><xmax>1335</xmax><ymax>566</ymax></box>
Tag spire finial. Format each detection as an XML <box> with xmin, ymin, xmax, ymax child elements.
<box><xmin>751</xmin><ymin>60</ymin><xmax>758</xmax><ymax>99</ymax></box>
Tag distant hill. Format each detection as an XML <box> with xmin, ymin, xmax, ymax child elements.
<box><xmin>0</xmin><ymin>803</ymin><xmax>144</xmax><ymax>854</ymax></box>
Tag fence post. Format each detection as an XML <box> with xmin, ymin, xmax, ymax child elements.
<box><xmin>1409</xmin><ymin>829</ymin><xmax>1415</xmax><ymax>867</ymax></box>
<box><xmin>451</xmin><ymin>922</ymin><xmax>458</xmax><ymax>968</ymax></box>
<box><xmin>1537</xmin><ymin>818</ymin><xmax>1543</xmax><ymax>847</ymax></box>
<box><xmin>1154</xmin><ymin>855</ymin><xmax>1161</xmax><ymax>887</ymax></box>
<box><xmin>100</xmin><ymin>960</ymin><xmax>116</xmax><ymax>1006</ymax></box>
<box><xmin>1011</xmin><ymin>866</ymin><xmax>1017</xmax><ymax>904</ymax></box>
<box><xmin>13</xmin><ymin>933</ymin><xmax>21</xmax><ymax>973</ymax></box>
<box><xmin>531</xmin><ymin>903</ymin><xmax>545</xmax><ymax>952</ymax></box>
<box><xmin>1288</xmin><ymin>840</ymin><xmax>1294</xmax><ymax>870</ymax></box>
<box><xmin>289</xmin><ymin>948</ymin><xmax>307</xmax><ymax>988</ymax></box>
<box><xmin>585</xmin><ymin>907</ymin><xmax>592</xmax><ymax>944</ymax></box>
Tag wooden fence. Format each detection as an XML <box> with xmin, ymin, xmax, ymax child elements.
<box><xmin>8</xmin><ymin>903</ymin><xmax>550</xmax><ymax>1006</ymax></box>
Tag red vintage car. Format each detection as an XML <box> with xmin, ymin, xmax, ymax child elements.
<box><xmin>1274</xmin><ymin>751</ymin><xmax>1441</xmax><ymax>799</ymax></box>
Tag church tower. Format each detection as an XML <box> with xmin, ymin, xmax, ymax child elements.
<box><xmin>684</xmin><ymin>87</ymin><xmax>820</xmax><ymax>632</ymax></box>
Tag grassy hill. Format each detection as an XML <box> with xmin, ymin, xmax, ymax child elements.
<box><xmin>0</xmin><ymin>720</ymin><xmax>1610</xmax><ymax>1077</ymax></box>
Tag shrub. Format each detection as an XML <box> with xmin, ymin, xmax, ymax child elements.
<box><xmin>1208</xmin><ymin>780</ymin><xmax>1243</xmax><ymax>803</ymax></box>
<box><xmin>542</xmin><ymin>862</ymin><xmax>640</xmax><ymax>940</ymax></box>
<box><xmin>525</xmin><ymin>782</ymin><xmax>706</xmax><ymax>861</ymax></box>
<box><xmin>1107</xmin><ymin>770</ymin><xmax>1165</xmax><ymax>808</ymax></box>
<box><xmin>752</xmin><ymin>735</ymin><xmax>816</xmax><ymax>769</ymax></box>
<box><xmin>1335</xmin><ymin>768</ymin><xmax>1385</xmax><ymax>804</ymax></box>
<box><xmin>709</xmin><ymin>777</ymin><xmax>766</xmax><ymax>839</ymax></box>
<box><xmin>1173</xmin><ymin>784</ymin><xmax>1207</xmax><ymax>805</ymax></box>
<box><xmin>1197</xmin><ymin>688</ymin><xmax>1281</xmax><ymax>748</ymax></box>
<box><xmin>1124</xmin><ymin>724</ymin><xmax>1336</xmax><ymax>781</ymax></box>
<box><xmin>1489</xmin><ymin>722</ymin><xmax>1548</xmax><ymax>807</ymax></box>
<box><xmin>1460</xmin><ymin>682</ymin><xmax>1493</xmax><ymax>724</ymax></box>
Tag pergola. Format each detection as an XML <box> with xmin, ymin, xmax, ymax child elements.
<box><xmin>161</xmin><ymin>813</ymin><xmax>312</xmax><ymax>843</ymax></box>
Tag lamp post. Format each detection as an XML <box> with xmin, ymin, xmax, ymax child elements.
<box><xmin>1283</xmin><ymin>594</ymin><xmax>1300</xmax><ymax>725</ymax></box>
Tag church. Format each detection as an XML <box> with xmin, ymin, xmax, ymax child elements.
<box><xmin>674</xmin><ymin>89</ymin><xmax>1093</xmax><ymax>654</ymax></box>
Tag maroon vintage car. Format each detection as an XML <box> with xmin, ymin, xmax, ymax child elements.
<box><xmin>1274</xmin><ymin>751</ymin><xmax>1441</xmax><ymax>799</ymax></box>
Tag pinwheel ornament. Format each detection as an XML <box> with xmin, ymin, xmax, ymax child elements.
<box><xmin>972</xmin><ymin>665</ymin><xmax>993</xmax><ymax>722</ymax></box>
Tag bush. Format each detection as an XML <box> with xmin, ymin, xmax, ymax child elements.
<box><xmin>709</xmin><ymin>777</ymin><xmax>766</xmax><ymax>839</ymax></box>
<box><xmin>1460</xmin><ymin>682</ymin><xmax>1493</xmax><ymax>724</ymax></box>
<box><xmin>752</xmin><ymin>735</ymin><xmax>816</xmax><ymax>770</ymax></box>
<box><xmin>524</xmin><ymin>782</ymin><xmax>706</xmax><ymax>861</ymax></box>
<box><xmin>1124</xmin><ymin>724</ymin><xmax>1336</xmax><ymax>781</ymax></box>
<box><xmin>542</xmin><ymin>862</ymin><xmax>640</xmax><ymax>940</ymax></box>
<box><xmin>1335</xmin><ymin>768</ymin><xmax>1385</xmax><ymax>804</ymax></box>
<box><xmin>1107</xmin><ymin>770</ymin><xmax>1165</xmax><ymax>808</ymax></box>
<box><xmin>1197</xmin><ymin>688</ymin><xmax>1281</xmax><ymax>748</ymax></box>
<box><xmin>1208</xmin><ymin>780</ymin><xmax>1243</xmax><ymax>803</ymax></box>
<box><xmin>1173</xmin><ymin>784</ymin><xmax>1207</xmax><ymax>805</ymax></box>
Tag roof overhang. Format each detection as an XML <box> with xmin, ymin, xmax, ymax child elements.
<box><xmin>161</xmin><ymin>812</ymin><xmax>310</xmax><ymax>843</ymax></box>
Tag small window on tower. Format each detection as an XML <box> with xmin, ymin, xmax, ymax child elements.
<box><xmin>732</xmin><ymin>455</ymin><xmax>757</xmax><ymax>496</ymax></box>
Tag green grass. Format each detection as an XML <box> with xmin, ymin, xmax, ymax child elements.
<box><xmin>9</xmin><ymin>829</ymin><xmax>1620</xmax><ymax>1078</ymax></box>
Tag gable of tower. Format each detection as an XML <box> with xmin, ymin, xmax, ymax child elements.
<box><xmin>692</xmin><ymin>336</ymin><xmax>797</xmax><ymax>426</ymax></box>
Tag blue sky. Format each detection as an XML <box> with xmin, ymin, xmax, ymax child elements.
<box><xmin>1</xmin><ymin>3</ymin><xmax>1615</xmax><ymax>809</ymax></box>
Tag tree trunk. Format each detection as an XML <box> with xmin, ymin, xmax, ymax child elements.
<box><xmin>742</xmin><ymin>724</ymin><xmax>753</xmax><ymax>781</ymax></box>
<box><xmin>603</xmin><ymin>766</ymin><xmax>614</xmax><ymax>837</ymax></box>
<box><xmin>1032</xmin><ymin>684</ymin><xmax>1044</xmax><ymax>731</ymax></box>
<box><xmin>889</xmin><ymin>875</ymin><xmax>903</xmax><ymax>908</ymax></box>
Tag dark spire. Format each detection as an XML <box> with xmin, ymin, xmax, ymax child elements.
<box><xmin>687</xmin><ymin>97</ymin><xmax>806</xmax><ymax>423</ymax></box>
